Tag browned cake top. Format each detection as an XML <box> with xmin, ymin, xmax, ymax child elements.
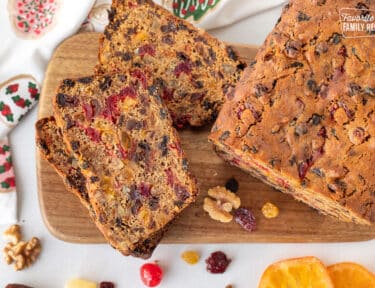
<box><xmin>97</xmin><ymin>0</ymin><xmax>245</xmax><ymax>128</ymax></box>
<box><xmin>210</xmin><ymin>0</ymin><xmax>375</xmax><ymax>223</ymax></box>
<box><xmin>53</xmin><ymin>73</ymin><xmax>198</xmax><ymax>252</ymax></box>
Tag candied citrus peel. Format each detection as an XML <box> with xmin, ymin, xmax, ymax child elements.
<box><xmin>258</xmin><ymin>256</ymin><xmax>334</xmax><ymax>288</ymax></box>
<box><xmin>328</xmin><ymin>262</ymin><xmax>375</xmax><ymax>288</ymax></box>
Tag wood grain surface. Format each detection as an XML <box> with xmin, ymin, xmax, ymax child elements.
<box><xmin>36</xmin><ymin>32</ymin><xmax>375</xmax><ymax>243</ymax></box>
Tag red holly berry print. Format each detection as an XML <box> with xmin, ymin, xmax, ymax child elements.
<box><xmin>0</xmin><ymin>145</ymin><xmax>10</xmax><ymax>155</ymax></box>
<box><xmin>1</xmin><ymin>177</ymin><xmax>16</xmax><ymax>189</ymax></box>
<box><xmin>9</xmin><ymin>0</ymin><xmax>60</xmax><ymax>39</ymax></box>
<box><xmin>28</xmin><ymin>82</ymin><xmax>40</xmax><ymax>100</ymax></box>
<box><xmin>6</xmin><ymin>84</ymin><xmax>19</xmax><ymax>94</ymax></box>
<box><xmin>11</xmin><ymin>95</ymin><xmax>32</xmax><ymax>108</ymax></box>
<box><xmin>0</xmin><ymin>156</ymin><xmax>13</xmax><ymax>173</ymax></box>
<box><xmin>173</xmin><ymin>0</ymin><xmax>221</xmax><ymax>21</ymax></box>
<box><xmin>0</xmin><ymin>102</ymin><xmax>14</xmax><ymax>122</ymax></box>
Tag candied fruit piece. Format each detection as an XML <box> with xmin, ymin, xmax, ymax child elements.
<box><xmin>233</xmin><ymin>208</ymin><xmax>256</xmax><ymax>232</ymax></box>
<box><xmin>140</xmin><ymin>262</ymin><xmax>163</xmax><ymax>287</ymax></box>
<box><xmin>262</xmin><ymin>202</ymin><xmax>279</xmax><ymax>219</ymax></box>
<box><xmin>64</xmin><ymin>279</ymin><xmax>96</xmax><ymax>288</ymax></box>
<box><xmin>205</xmin><ymin>251</ymin><xmax>231</xmax><ymax>274</ymax></box>
<box><xmin>181</xmin><ymin>250</ymin><xmax>200</xmax><ymax>265</ymax></box>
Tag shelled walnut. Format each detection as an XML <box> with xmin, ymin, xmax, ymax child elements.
<box><xmin>203</xmin><ymin>186</ymin><xmax>241</xmax><ymax>223</ymax></box>
<box><xmin>2</xmin><ymin>225</ymin><xmax>41</xmax><ymax>271</ymax></box>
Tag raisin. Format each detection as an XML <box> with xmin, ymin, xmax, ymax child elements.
<box><xmin>107</xmin><ymin>7</ymin><xmax>116</xmax><ymax>22</ymax></box>
<box><xmin>315</xmin><ymin>42</ymin><xmax>329</xmax><ymax>55</ymax></box>
<box><xmin>364</xmin><ymin>87</ymin><xmax>375</xmax><ymax>96</ymax></box>
<box><xmin>158</xmin><ymin>135</ymin><xmax>169</xmax><ymax>156</ymax></box>
<box><xmin>311</xmin><ymin>114</ymin><xmax>322</xmax><ymax>125</ymax></box>
<box><xmin>149</xmin><ymin>196</ymin><xmax>159</xmax><ymax>211</ymax></box>
<box><xmin>63</xmin><ymin>79</ymin><xmax>75</xmax><ymax>87</ymax></box>
<box><xmin>311</xmin><ymin>167</ymin><xmax>324</xmax><ymax>177</ymax></box>
<box><xmin>162</xmin><ymin>88</ymin><xmax>174</xmax><ymax>101</ymax></box>
<box><xmin>254</xmin><ymin>83</ymin><xmax>270</xmax><ymax>97</ymax></box>
<box><xmin>127</xmin><ymin>27</ymin><xmax>137</xmax><ymax>36</ymax></box>
<box><xmin>192</xmin><ymin>80</ymin><xmax>204</xmax><ymax>89</ymax></box>
<box><xmin>285</xmin><ymin>40</ymin><xmax>301</xmax><ymax>58</ymax></box>
<box><xmin>329</xmin><ymin>33</ymin><xmax>342</xmax><ymax>44</ymax></box>
<box><xmin>131</xmin><ymin>69</ymin><xmax>147</xmax><ymax>89</ymax></box>
<box><xmin>70</xmin><ymin>141</ymin><xmax>80</xmax><ymax>151</ymax></box>
<box><xmin>104</xmin><ymin>29</ymin><xmax>111</xmax><ymax>40</ymax></box>
<box><xmin>139</xmin><ymin>183</ymin><xmax>152</xmax><ymax>198</ymax></box>
<box><xmin>208</xmin><ymin>48</ymin><xmax>217</xmax><ymax>61</ymax></box>
<box><xmin>160</xmin><ymin>22</ymin><xmax>177</xmax><ymax>33</ymax></box>
<box><xmin>56</xmin><ymin>93</ymin><xmax>78</xmax><ymax>108</ymax></box>
<box><xmin>233</xmin><ymin>208</ymin><xmax>256</xmax><ymax>232</ymax></box>
<box><xmin>317</xmin><ymin>126</ymin><xmax>327</xmax><ymax>138</ymax></box>
<box><xmin>174</xmin><ymin>184</ymin><xmax>190</xmax><ymax>202</ymax></box>
<box><xmin>297</xmin><ymin>11</ymin><xmax>311</xmax><ymax>21</ymax></box>
<box><xmin>77</xmin><ymin>76</ymin><xmax>93</xmax><ymax>84</ymax></box>
<box><xmin>181</xmin><ymin>158</ymin><xmax>189</xmax><ymax>171</ymax></box>
<box><xmin>138</xmin><ymin>44</ymin><xmax>156</xmax><ymax>57</ymax></box>
<box><xmin>190</xmin><ymin>92</ymin><xmax>205</xmax><ymax>101</ymax></box>
<box><xmin>289</xmin><ymin>61</ymin><xmax>304</xmax><ymax>68</ymax></box>
<box><xmin>126</xmin><ymin>119</ymin><xmax>143</xmax><ymax>130</ymax></box>
<box><xmin>159</xmin><ymin>108</ymin><xmax>167</xmax><ymax>119</ymax></box>
<box><xmin>110</xmin><ymin>20</ymin><xmax>121</xmax><ymax>31</ymax></box>
<box><xmin>226</xmin><ymin>46</ymin><xmax>238</xmax><ymax>61</ymax></box>
<box><xmin>131</xmin><ymin>199</ymin><xmax>142</xmax><ymax>215</ymax></box>
<box><xmin>115</xmin><ymin>51</ymin><xmax>132</xmax><ymax>61</ymax></box>
<box><xmin>205</xmin><ymin>251</ymin><xmax>231</xmax><ymax>274</ymax></box>
<box><xmin>307</xmin><ymin>79</ymin><xmax>320</xmax><ymax>94</ymax></box>
<box><xmin>348</xmin><ymin>83</ymin><xmax>362</xmax><ymax>96</ymax></box>
<box><xmin>162</xmin><ymin>34</ymin><xmax>174</xmax><ymax>44</ymax></box>
<box><xmin>225</xmin><ymin>177</ymin><xmax>239</xmax><ymax>193</ymax></box>
<box><xmin>174</xmin><ymin>61</ymin><xmax>192</xmax><ymax>77</ymax></box>
<box><xmin>176</xmin><ymin>51</ymin><xmax>189</xmax><ymax>61</ymax></box>
<box><xmin>99</xmin><ymin>76</ymin><xmax>112</xmax><ymax>91</ymax></box>
<box><xmin>219</xmin><ymin>131</ymin><xmax>230</xmax><ymax>142</ymax></box>
<box><xmin>90</xmin><ymin>176</ymin><xmax>99</xmax><ymax>183</ymax></box>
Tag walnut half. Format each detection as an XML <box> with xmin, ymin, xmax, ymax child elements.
<box><xmin>203</xmin><ymin>186</ymin><xmax>241</xmax><ymax>223</ymax></box>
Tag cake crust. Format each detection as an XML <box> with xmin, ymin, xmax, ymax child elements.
<box><xmin>209</xmin><ymin>0</ymin><xmax>375</xmax><ymax>224</ymax></box>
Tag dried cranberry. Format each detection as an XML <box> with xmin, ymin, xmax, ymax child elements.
<box><xmin>165</xmin><ymin>168</ymin><xmax>174</xmax><ymax>186</ymax></box>
<box><xmin>337</xmin><ymin>45</ymin><xmax>347</xmax><ymax>57</ymax></box>
<box><xmin>83</xmin><ymin>103</ymin><xmax>94</xmax><ymax>121</ymax></box>
<box><xmin>174</xmin><ymin>114</ymin><xmax>191</xmax><ymax>128</ymax></box>
<box><xmin>174</xmin><ymin>61</ymin><xmax>192</xmax><ymax>77</ymax></box>
<box><xmin>225</xmin><ymin>177</ymin><xmax>239</xmax><ymax>193</ymax></box>
<box><xmin>117</xmin><ymin>143</ymin><xmax>128</xmax><ymax>159</ymax></box>
<box><xmin>100</xmin><ymin>282</ymin><xmax>115</xmax><ymax>288</ymax></box>
<box><xmin>131</xmin><ymin>69</ymin><xmax>147</xmax><ymax>89</ymax></box>
<box><xmin>140</xmin><ymin>263</ymin><xmax>163</xmax><ymax>287</ymax></box>
<box><xmin>298</xmin><ymin>158</ymin><xmax>313</xmax><ymax>180</ymax></box>
<box><xmin>85</xmin><ymin>127</ymin><xmax>101</xmax><ymax>142</ymax></box>
<box><xmin>138</xmin><ymin>44</ymin><xmax>156</xmax><ymax>57</ymax></box>
<box><xmin>233</xmin><ymin>208</ymin><xmax>256</xmax><ymax>232</ymax></box>
<box><xmin>338</xmin><ymin>101</ymin><xmax>354</xmax><ymax>119</ymax></box>
<box><xmin>139</xmin><ymin>183</ymin><xmax>152</xmax><ymax>198</ymax></box>
<box><xmin>297</xmin><ymin>11</ymin><xmax>311</xmax><ymax>21</ymax></box>
<box><xmin>162</xmin><ymin>88</ymin><xmax>174</xmax><ymax>101</ymax></box>
<box><xmin>174</xmin><ymin>184</ymin><xmax>190</xmax><ymax>202</ymax></box>
<box><xmin>205</xmin><ymin>251</ymin><xmax>231</xmax><ymax>274</ymax></box>
<box><xmin>169</xmin><ymin>142</ymin><xmax>183</xmax><ymax>156</ymax></box>
<box><xmin>332</xmin><ymin>65</ymin><xmax>345</xmax><ymax>81</ymax></box>
<box><xmin>317</xmin><ymin>126</ymin><xmax>327</xmax><ymax>138</ymax></box>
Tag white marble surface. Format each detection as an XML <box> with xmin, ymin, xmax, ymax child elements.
<box><xmin>1</xmin><ymin>4</ymin><xmax>374</xmax><ymax>288</ymax></box>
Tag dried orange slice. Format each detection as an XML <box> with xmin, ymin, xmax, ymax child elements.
<box><xmin>327</xmin><ymin>262</ymin><xmax>375</xmax><ymax>288</ymax></box>
<box><xmin>258</xmin><ymin>256</ymin><xmax>334</xmax><ymax>288</ymax></box>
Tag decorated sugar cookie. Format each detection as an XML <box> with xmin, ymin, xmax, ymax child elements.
<box><xmin>166</xmin><ymin>0</ymin><xmax>221</xmax><ymax>21</ymax></box>
<box><xmin>0</xmin><ymin>140</ymin><xmax>16</xmax><ymax>193</ymax></box>
<box><xmin>8</xmin><ymin>0</ymin><xmax>60</xmax><ymax>39</ymax></box>
<box><xmin>0</xmin><ymin>75</ymin><xmax>40</xmax><ymax>131</ymax></box>
<box><xmin>79</xmin><ymin>0</ymin><xmax>111</xmax><ymax>33</ymax></box>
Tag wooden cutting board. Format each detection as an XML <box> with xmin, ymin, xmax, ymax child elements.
<box><xmin>36</xmin><ymin>32</ymin><xmax>375</xmax><ymax>243</ymax></box>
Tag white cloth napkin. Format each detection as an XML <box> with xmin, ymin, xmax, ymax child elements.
<box><xmin>0</xmin><ymin>0</ymin><xmax>95</xmax><ymax>225</ymax></box>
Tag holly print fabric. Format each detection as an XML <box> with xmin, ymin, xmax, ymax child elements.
<box><xmin>0</xmin><ymin>141</ymin><xmax>16</xmax><ymax>193</ymax></box>
<box><xmin>0</xmin><ymin>75</ymin><xmax>40</xmax><ymax>135</ymax></box>
<box><xmin>172</xmin><ymin>0</ymin><xmax>221</xmax><ymax>21</ymax></box>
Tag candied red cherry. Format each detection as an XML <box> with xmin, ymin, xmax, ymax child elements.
<box><xmin>140</xmin><ymin>263</ymin><xmax>163</xmax><ymax>287</ymax></box>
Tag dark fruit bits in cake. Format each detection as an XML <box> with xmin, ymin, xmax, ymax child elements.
<box><xmin>226</xmin><ymin>46</ymin><xmax>238</xmax><ymax>61</ymax></box>
<box><xmin>83</xmin><ymin>103</ymin><xmax>94</xmax><ymax>122</ymax></box>
<box><xmin>138</xmin><ymin>44</ymin><xmax>156</xmax><ymax>57</ymax></box>
<box><xmin>158</xmin><ymin>135</ymin><xmax>169</xmax><ymax>156</ymax></box>
<box><xmin>219</xmin><ymin>131</ymin><xmax>230</xmax><ymax>142</ymax></box>
<box><xmin>99</xmin><ymin>76</ymin><xmax>112</xmax><ymax>91</ymax></box>
<box><xmin>205</xmin><ymin>251</ymin><xmax>231</xmax><ymax>274</ymax></box>
<box><xmin>285</xmin><ymin>40</ymin><xmax>301</xmax><ymax>58</ymax></box>
<box><xmin>315</xmin><ymin>42</ymin><xmax>329</xmax><ymax>55</ymax></box>
<box><xmin>311</xmin><ymin>114</ymin><xmax>322</xmax><ymax>125</ymax></box>
<box><xmin>56</xmin><ymin>93</ymin><xmax>78</xmax><ymax>108</ymax></box>
<box><xmin>295</xmin><ymin>123</ymin><xmax>308</xmax><ymax>136</ymax></box>
<box><xmin>85</xmin><ymin>127</ymin><xmax>101</xmax><ymax>143</ymax></box>
<box><xmin>329</xmin><ymin>33</ymin><xmax>342</xmax><ymax>44</ymax></box>
<box><xmin>131</xmin><ymin>69</ymin><xmax>147</xmax><ymax>89</ymax></box>
<box><xmin>77</xmin><ymin>76</ymin><xmax>93</xmax><ymax>84</ymax></box>
<box><xmin>70</xmin><ymin>141</ymin><xmax>80</xmax><ymax>151</ymax></box>
<box><xmin>139</xmin><ymin>183</ymin><xmax>152</xmax><ymax>198</ymax></box>
<box><xmin>337</xmin><ymin>45</ymin><xmax>347</xmax><ymax>57</ymax></box>
<box><xmin>225</xmin><ymin>177</ymin><xmax>239</xmax><ymax>193</ymax></box>
<box><xmin>174</xmin><ymin>184</ymin><xmax>190</xmax><ymax>202</ymax></box>
<box><xmin>254</xmin><ymin>83</ymin><xmax>270</xmax><ymax>97</ymax></box>
<box><xmin>233</xmin><ymin>208</ymin><xmax>256</xmax><ymax>232</ymax></box>
<box><xmin>63</xmin><ymin>79</ymin><xmax>75</xmax><ymax>87</ymax></box>
<box><xmin>90</xmin><ymin>176</ymin><xmax>99</xmax><ymax>183</ymax></box>
<box><xmin>149</xmin><ymin>196</ymin><xmax>159</xmax><ymax>211</ymax></box>
<box><xmin>297</xmin><ymin>11</ymin><xmax>311</xmax><ymax>21</ymax></box>
<box><xmin>161</xmin><ymin>35</ymin><xmax>174</xmax><ymax>45</ymax></box>
<box><xmin>364</xmin><ymin>87</ymin><xmax>375</xmax><ymax>97</ymax></box>
<box><xmin>348</xmin><ymin>83</ymin><xmax>362</xmax><ymax>96</ymax></box>
<box><xmin>289</xmin><ymin>62</ymin><xmax>304</xmax><ymax>68</ymax></box>
<box><xmin>311</xmin><ymin>167</ymin><xmax>324</xmax><ymax>177</ymax></box>
<box><xmin>181</xmin><ymin>158</ymin><xmax>189</xmax><ymax>171</ymax></box>
<box><xmin>349</xmin><ymin>127</ymin><xmax>366</xmax><ymax>145</ymax></box>
<box><xmin>160</xmin><ymin>22</ymin><xmax>177</xmax><ymax>33</ymax></box>
<box><xmin>174</xmin><ymin>61</ymin><xmax>192</xmax><ymax>77</ymax></box>
<box><xmin>100</xmin><ymin>282</ymin><xmax>115</xmax><ymax>288</ymax></box>
<box><xmin>159</xmin><ymin>108</ymin><xmax>167</xmax><ymax>119</ymax></box>
<box><xmin>298</xmin><ymin>160</ymin><xmax>312</xmax><ymax>180</ymax></box>
<box><xmin>307</xmin><ymin>79</ymin><xmax>320</xmax><ymax>94</ymax></box>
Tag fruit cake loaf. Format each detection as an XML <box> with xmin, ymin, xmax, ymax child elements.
<box><xmin>96</xmin><ymin>0</ymin><xmax>245</xmax><ymax>128</ymax></box>
<box><xmin>209</xmin><ymin>0</ymin><xmax>375</xmax><ymax>224</ymax></box>
<box><xmin>53</xmin><ymin>74</ymin><xmax>198</xmax><ymax>256</ymax></box>
<box><xmin>36</xmin><ymin>117</ymin><xmax>164</xmax><ymax>258</ymax></box>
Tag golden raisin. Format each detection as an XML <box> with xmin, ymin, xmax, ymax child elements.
<box><xmin>181</xmin><ymin>250</ymin><xmax>200</xmax><ymax>265</ymax></box>
<box><xmin>262</xmin><ymin>202</ymin><xmax>279</xmax><ymax>219</ymax></box>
